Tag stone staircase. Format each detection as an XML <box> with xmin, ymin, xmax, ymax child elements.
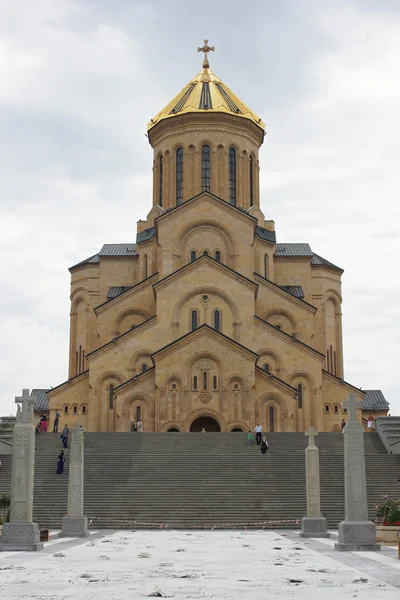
<box><xmin>376</xmin><ymin>416</ymin><xmax>400</xmax><ymax>454</ymax></box>
<box><xmin>0</xmin><ymin>432</ymin><xmax>399</xmax><ymax>530</ymax></box>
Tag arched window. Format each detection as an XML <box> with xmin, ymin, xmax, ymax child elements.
<box><xmin>191</xmin><ymin>310</ymin><xmax>198</xmax><ymax>331</ymax></box>
<box><xmin>269</xmin><ymin>406</ymin><xmax>275</xmax><ymax>432</ymax></box>
<box><xmin>73</xmin><ymin>405</ymin><xmax>78</xmax><ymax>414</ymax></box>
<box><xmin>193</xmin><ymin>375</ymin><xmax>198</xmax><ymax>390</ymax></box>
<box><xmin>249</xmin><ymin>155</ymin><xmax>254</xmax><ymax>206</ymax></box>
<box><xmin>215</xmin><ymin>250</ymin><xmax>221</xmax><ymax>262</ymax></box>
<box><xmin>233</xmin><ymin>383</ymin><xmax>239</xmax><ymax>390</ymax></box>
<box><xmin>203</xmin><ymin>250</ymin><xmax>209</xmax><ymax>256</ymax></box>
<box><xmin>159</xmin><ymin>155</ymin><xmax>163</xmax><ymax>207</ymax></box>
<box><xmin>214</xmin><ymin>310</ymin><xmax>221</xmax><ymax>332</ymax></box>
<box><xmin>229</xmin><ymin>148</ymin><xmax>236</xmax><ymax>205</ymax></box>
<box><xmin>144</xmin><ymin>254</ymin><xmax>148</xmax><ymax>279</ymax></box>
<box><xmin>202</xmin><ymin>145</ymin><xmax>211</xmax><ymax>191</ymax></box>
<box><xmin>213</xmin><ymin>375</ymin><xmax>218</xmax><ymax>390</ymax></box>
<box><xmin>297</xmin><ymin>384</ymin><xmax>303</xmax><ymax>409</ymax></box>
<box><xmin>136</xmin><ymin>406</ymin><xmax>141</xmax><ymax>422</ymax></box>
<box><xmin>325</xmin><ymin>404</ymin><xmax>330</xmax><ymax>413</ymax></box>
<box><xmin>141</xmin><ymin>363</ymin><xmax>147</xmax><ymax>373</ymax></box>
<box><xmin>191</xmin><ymin>250</ymin><xmax>196</xmax><ymax>262</ymax></box>
<box><xmin>171</xmin><ymin>383</ymin><xmax>177</xmax><ymax>390</ymax></box>
<box><xmin>109</xmin><ymin>384</ymin><xmax>114</xmax><ymax>410</ymax></box>
<box><xmin>334</xmin><ymin>404</ymin><xmax>339</xmax><ymax>413</ymax></box>
<box><xmin>264</xmin><ymin>363</ymin><xmax>270</xmax><ymax>374</ymax></box>
<box><xmin>81</xmin><ymin>405</ymin><xmax>87</xmax><ymax>415</ymax></box>
<box><xmin>64</xmin><ymin>405</ymin><xmax>69</xmax><ymax>414</ymax></box>
<box><xmin>176</xmin><ymin>147</ymin><xmax>183</xmax><ymax>205</ymax></box>
<box><xmin>203</xmin><ymin>371</ymin><xmax>208</xmax><ymax>390</ymax></box>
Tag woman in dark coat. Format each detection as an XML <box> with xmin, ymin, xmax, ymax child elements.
<box><xmin>56</xmin><ymin>450</ymin><xmax>65</xmax><ymax>474</ymax></box>
<box><xmin>260</xmin><ymin>437</ymin><xmax>268</xmax><ymax>455</ymax></box>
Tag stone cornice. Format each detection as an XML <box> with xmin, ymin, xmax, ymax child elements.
<box><xmin>94</xmin><ymin>273</ymin><xmax>159</xmax><ymax>313</ymax></box>
<box><xmin>253</xmin><ymin>273</ymin><xmax>317</xmax><ymax>313</ymax></box>
<box><xmin>255</xmin><ymin>366</ymin><xmax>297</xmax><ymax>395</ymax></box>
<box><xmin>322</xmin><ymin>370</ymin><xmax>364</xmax><ymax>395</ymax></box>
<box><xmin>114</xmin><ymin>367</ymin><xmax>155</xmax><ymax>394</ymax></box>
<box><xmin>86</xmin><ymin>316</ymin><xmax>157</xmax><ymax>361</ymax></box>
<box><xmin>254</xmin><ymin>316</ymin><xmax>325</xmax><ymax>362</ymax></box>
<box><xmin>47</xmin><ymin>370</ymin><xmax>89</xmax><ymax>396</ymax></box>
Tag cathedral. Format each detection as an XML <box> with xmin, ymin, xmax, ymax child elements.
<box><xmin>46</xmin><ymin>41</ymin><xmax>388</xmax><ymax>433</ymax></box>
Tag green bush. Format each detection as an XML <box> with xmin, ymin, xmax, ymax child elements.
<box><xmin>375</xmin><ymin>496</ymin><xmax>400</xmax><ymax>525</ymax></box>
<box><xmin>0</xmin><ymin>494</ymin><xmax>10</xmax><ymax>523</ymax></box>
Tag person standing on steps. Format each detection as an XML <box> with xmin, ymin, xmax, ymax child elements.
<box><xmin>137</xmin><ymin>419</ymin><xmax>143</xmax><ymax>432</ymax></box>
<box><xmin>260</xmin><ymin>436</ymin><xmax>268</xmax><ymax>455</ymax></box>
<box><xmin>247</xmin><ymin>431</ymin><xmax>253</xmax><ymax>447</ymax></box>
<box><xmin>367</xmin><ymin>413</ymin><xmax>375</xmax><ymax>431</ymax></box>
<box><xmin>130</xmin><ymin>418</ymin><xmax>136</xmax><ymax>432</ymax></box>
<box><xmin>53</xmin><ymin>411</ymin><xmax>61</xmax><ymax>433</ymax></box>
<box><xmin>61</xmin><ymin>424</ymin><xmax>69</xmax><ymax>448</ymax></box>
<box><xmin>255</xmin><ymin>423</ymin><xmax>263</xmax><ymax>445</ymax></box>
<box><xmin>56</xmin><ymin>450</ymin><xmax>65</xmax><ymax>474</ymax></box>
<box><xmin>340</xmin><ymin>418</ymin><xmax>346</xmax><ymax>431</ymax></box>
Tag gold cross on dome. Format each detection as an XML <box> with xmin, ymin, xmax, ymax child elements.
<box><xmin>197</xmin><ymin>39</ymin><xmax>215</xmax><ymax>69</ymax></box>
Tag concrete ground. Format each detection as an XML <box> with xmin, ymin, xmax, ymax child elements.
<box><xmin>0</xmin><ymin>529</ymin><xmax>399</xmax><ymax>599</ymax></box>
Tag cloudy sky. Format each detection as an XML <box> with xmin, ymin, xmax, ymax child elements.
<box><xmin>1</xmin><ymin>0</ymin><xmax>399</xmax><ymax>417</ymax></box>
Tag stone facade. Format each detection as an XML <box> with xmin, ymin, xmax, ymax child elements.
<box><xmin>47</xmin><ymin>58</ymin><xmax>380</xmax><ymax>434</ymax></box>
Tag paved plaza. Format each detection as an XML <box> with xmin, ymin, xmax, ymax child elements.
<box><xmin>0</xmin><ymin>529</ymin><xmax>399</xmax><ymax>599</ymax></box>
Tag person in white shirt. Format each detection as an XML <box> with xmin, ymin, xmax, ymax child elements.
<box><xmin>254</xmin><ymin>424</ymin><xmax>263</xmax><ymax>445</ymax></box>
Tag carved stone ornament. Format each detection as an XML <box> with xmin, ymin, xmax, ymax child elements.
<box><xmin>199</xmin><ymin>359</ymin><xmax>212</xmax><ymax>371</ymax></box>
<box><xmin>199</xmin><ymin>393</ymin><xmax>212</xmax><ymax>404</ymax></box>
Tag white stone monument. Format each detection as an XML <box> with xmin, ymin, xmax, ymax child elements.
<box><xmin>0</xmin><ymin>389</ymin><xmax>43</xmax><ymax>551</ymax></box>
<box><xmin>300</xmin><ymin>427</ymin><xmax>329</xmax><ymax>538</ymax></box>
<box><xmin>335</xmin><ymin>393</ymin><xmax>380</xmax><ymax>551</ymax></box>
<box><xmin>60</xmin><ymin>423</ymin><xmax>88</xmax><ymax>537</ymax></box>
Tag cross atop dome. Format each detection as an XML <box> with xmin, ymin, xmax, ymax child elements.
<box><xmin>197</xmin><ymin>39</ymin><xmax>215</xmax><ymax>69</ymax></box>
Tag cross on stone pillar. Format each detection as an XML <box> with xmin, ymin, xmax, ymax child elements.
<box><xmin>15</xmin><ymin>389</ymin><xmax>36</xmax><ymax>424</ymax></box>
<box><xmin>197</xmin><ymin>39</ymin><xmax>215</xmax><ymax>69</ymax></box>
<box><xmin>305</xmin><ymin>426</ymin><xmax>318</xmax><ymax>447</ymax></box>
<box><xmin>342</xmin><ymin>393</ymin><xmax>363</xmax><ymax>423</ymax></box>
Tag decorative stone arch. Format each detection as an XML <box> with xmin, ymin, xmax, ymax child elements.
<box><xmin>172</xmin><ymin>286</ymin><xmax>240</xmax><ymax>336</ymax></box>
<box><xmin>114</xmin><ymin>307</ymin><xmax>151</xmax><ymax>336</ymax></box>
<box><xmin>94</xmin><ymin>369</ymin><xmax>125</xmax><ymax>431</ymax></box>
<box><xmin>183</xmin><ymin>408</ymin><xmax>227</xmax><ymax>432</ymax></box>
<box><xmin>262</xmin><ymin>307</ymin><xmax>297</xmax><ymax>334</ymax></box>
<box><xmin>323</xmin><ymin>288</ymin><xmax>342</xmax><ymax>305</ymax></box>
<box><xmin>174</xmin><ymin>219</ymin><xmax>237</xmax><ymax>269</ymax></box>
<box><xmin>70</xmin><ymin>286</ymin><xmax>90</xmax><ymax>305</ymax></box>
<box><xmin>120</xmin><ymin>392</ymin><xmax>154</xmax><ymax>432</ymax></box>
<box><xmin>162</xmin><ymin>372</ymin><xmax>184</xmax><ymax>391</ymax></box>
<box><xmin>128</xmin><ymin>349</ymin><xmax>153</xmax><ymax>375</ymax></box>
<box><xmin>228</xmin><ymin>420</ymin><xmax>250</xmax><ymax>432</ymax></box>
<box><xmin>256</xmin><ymin>348</ymin><xmax>283</xmax><ymax>374</ymax></box>
<box><xmin>257</xmin><ymin>392</ymin><xmax>287</xmax><ymax>432</ymax></box>
<box><xmin>226</xmin><ymin>373</ymin><xmax>248</xmax><ymax>391</ymax></box>
<box><xmin>160</xmin><ymin>420</ymin><xmax>183</xmax><ymax>432</ymax></box>
<box><xmin>287</xmin><ymin>369</ymin><xmax>318</xmax><ymax>431</ymax></box>
<box><xmin>94</xmin><ymin>370</ymin><xmax>125</xmax><ymax>390</ymax></box>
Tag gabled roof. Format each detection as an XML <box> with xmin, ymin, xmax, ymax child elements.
<box><xmin>363</xmin><ymin>390</ymin><xmax>389</xmax><ymax>411</ymax></box>
<box><xmin>275</xmin><ymin>243</ymin><xmax>313</xmax><ymax>257</ymax></box>
<box><xmin>30</xmin><ymin>389</ymin><xmax>49</xmax><ymax>411</ymax></box>
<box><xmin>69</xmin><ymin>254</ymin><xmax>100</xmax><ymax>270</ymax></box>
<box><xmin>256</xmin><ymin>226</ymin><xmax>276</xmax><ymax>244</ymax></box>
<box><xmin>312</xmin><ymin>253</ymin><xmax>343</xmax><ymax>272</ymax></box>
<box><xmin>99</xmin><ymin>243</ymin><xmax>136</xmax><ymax>257</ymax></box>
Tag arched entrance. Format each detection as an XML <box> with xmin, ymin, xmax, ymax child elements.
<box><xmin>167</xmin><ymin>428</ymin><xmax>180</xmax><ymax>432</ymax></box>
<box><xmin>231</xmin><ymin>428</ymin><xmax>244</xmax><ymax>432</ymax></box>
<box><xmin>190</xmin><ymin>416</ymin><xmax>221</xmax><ymax>432</ymax></box>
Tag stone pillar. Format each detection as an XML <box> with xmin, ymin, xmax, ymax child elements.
<box><xmin>60</xmin><ymin>423</ymin><xmax>88</xmax><ymax>537</ymax></box>
<box><xmin>335</xmin><ymin>394</ymin><xmax>380</xmax><ymax>551</ymax></box>
<box><xmin>300</xmin><ymin>427</ymin><xmax>329</xmax><ymax>538</ymax></box>
<box><xmin>0</xmin><ymin>389</ymin><xmax>43</xmax><ymax>551</ymax></box>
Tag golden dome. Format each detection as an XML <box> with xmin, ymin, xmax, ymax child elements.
<box><xmin>148</xmin><ymin>48</ymin><xmax>265</xmax><ymax>132</ymax></box>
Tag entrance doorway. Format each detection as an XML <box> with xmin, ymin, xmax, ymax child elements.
<box><xmin>190</xmin><ymin>416</ymin><xmax>221</xmax><ymax>432</ymax></box>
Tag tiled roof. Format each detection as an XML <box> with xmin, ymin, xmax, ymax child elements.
<box><xmin>107</xmin><ymin>286</ymin><xmax>133</xmax><ymax>299</ymax></box>
<box><xmin>280</xmin><ymin>285</ymin><xmax>304</xmax><ymax>299</ymax></box>
<box><xmin>312</xmin><ymin>253</ymin><xmax>343</xmax><ymax>272</ymax></box>
<box><xmin>136</xmin><ymin>227</ymin><xmax>156</xmax><ymax>243</ymax></box>
<box><xmin>30</xmin><ymin>389</ymin><xmax>49</xmax><ymax>412</ymax></box>
<box><xmin>275</xmin><ymin>243</ymin><xmax>313</xmax><ymax>257</ymax></box>
<box><xmin>256</xmin><ymin>226</ymin><xmax>276</xmax><ymax>243</ymax></box>
<box><xmin>363</xmin><ymin>390</ymin><xmax>389</xmax><ymax>411</ymax></box>
<box><xmin>99</xmin><ymin>244</ymin><xmax>136</xmax><ymax>257</ymax></box>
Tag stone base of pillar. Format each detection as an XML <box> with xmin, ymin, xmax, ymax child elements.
<box><xmin>0</xmin><ymin>522</ymin><xmax>44</xmax><ymax>551</ymax></box>
<box><xmin>60</xmin><ymin>515</ymin><xmax>89</xmax><ymax>537</ymax></box>
<box><xmin>335</xmin><ymin>520</ymin><xmax>380</xmax><ymax>551</ymax></box>
<box><xmin>299</xmin><ymin>516</ymin><xmax>330</xmax><ymax>538</ymax></box>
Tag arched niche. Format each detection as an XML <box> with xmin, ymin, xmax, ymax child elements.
<box><xmin>184</xmin><ymin>408</ymin><xmax>227</xmax><ymax>432</ymax></box>
<box><xmin>121</xmin><ymin>393</ymin><xmax>153</xmax><ymax>432</ymax></box>
<box><xmin>256</xmin><ymin>349</ymin><xmax>283</xmax><ymax>374</ymax></box>
<box><xmin>174</xmin><ymin>219</ymin><xmax>236</xmax><ymax>269</ymax></box>
<box><xmin>114</xmin><ymin>308</ymin><xmax>151</xmax><ymax>337</ymax></box>
<box><xmin>262</xmin><ymin>308</ymin><xmax>297</xmax><ymax>335</ymax></box>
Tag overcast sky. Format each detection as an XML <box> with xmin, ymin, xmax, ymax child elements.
<box><xmin>1</xmin><ymin>0</ymin><xmax>399</xmax><ymax>417</ymax></box>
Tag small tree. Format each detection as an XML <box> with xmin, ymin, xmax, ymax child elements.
<box><xmin>0</xmin><ymin>494</ymin><xmax>10</xmax><ymax>524</ymax></box>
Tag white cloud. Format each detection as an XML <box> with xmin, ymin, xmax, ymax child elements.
<box><xmin>0</xmin><ymin>0</ymin><xmax>399</xmax><ymax>417</ymax></box>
